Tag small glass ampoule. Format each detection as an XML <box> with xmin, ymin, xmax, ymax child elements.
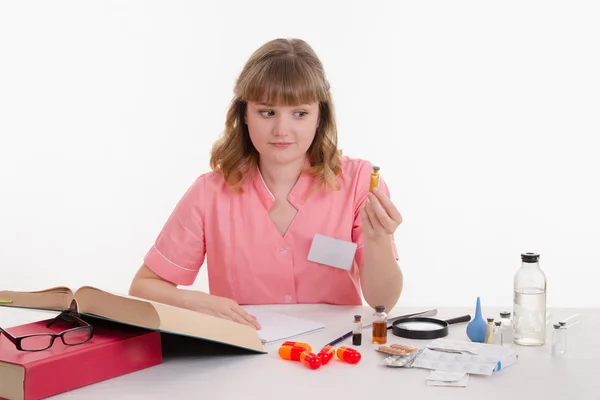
<box><xmin>352</xmin><ymin>315</ymin><xmax>362</xmax><ymax>346</ymax></box>
<box><xmin>369</xmin><ymin>166</ymin><xmax>380</xmax><ymax>192</ymax></box>
<box><xmin>499</xmin><ymin>311</ymin><xmax>514</xmax><ymax>345</ymax></box>
<box><xmin>372</xmin><ymin>305</ymin><xmax>387</xmax><ymax>344</ymax></box>
<box><xmin>552</xmin><ymin>323</ymin><xmax>567</xmax><ymax>357</ymax></box>
<box><xmin>493</xmin><ymin>321</ymin><xmax>503</xmax><ymax>345</ymax></box>
<box><xmin>485</xmin><ymin>318</ymin><xmax>495</xmax><ymax>344</ymax></box>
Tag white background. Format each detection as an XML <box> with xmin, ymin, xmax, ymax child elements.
<box><xmin>1</xmin><ymin>1</ymin><xmax>599</xmax><ymax>309</ymax></box>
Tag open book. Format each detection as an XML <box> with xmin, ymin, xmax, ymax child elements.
<box><xmin>0</xmin><ymin>286</ymin><xmax>265</xmax><ymax>354</ymax></box>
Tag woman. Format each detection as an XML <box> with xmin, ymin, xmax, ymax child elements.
<box><xmin>129</xmin><ymin>38</ymin><xmax>403</xmax><ymax>329</ymax></box>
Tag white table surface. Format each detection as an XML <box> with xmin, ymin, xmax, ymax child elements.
<box><xmin>1</xmin><ymin>305</ymin><xmax>599</xmax><ymax>400</ymax></box>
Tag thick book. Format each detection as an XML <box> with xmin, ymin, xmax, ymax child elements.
<box><xmin>0</xmin><ymin>317</ymin><xmax>162</xmax><ymax>400</ymax></box>
<box><xmin>0</xmin><ymin>286</ymin><xmax>265</xmax><ymax>354</ymax></box>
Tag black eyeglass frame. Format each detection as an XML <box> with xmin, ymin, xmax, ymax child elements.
<box><xmin>0</xmin><ymin>310</ymin><xmax>94</xmax><ymax>352</ymax></box>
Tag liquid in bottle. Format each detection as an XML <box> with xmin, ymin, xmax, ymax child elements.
<box><xmin>372</xmin><ymin>305</ymin><xmax>388</xmax><ymax>344</ymax></box>
<box><xmin>513</xmin><ymin>252</ymin><xmax>547</xmax><ymax>346</ymax></box>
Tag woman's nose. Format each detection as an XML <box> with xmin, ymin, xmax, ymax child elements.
<box><xmin>272</xmin><ymin>115</ymin><xmax>291</xmax><ymax>135</ymax></box>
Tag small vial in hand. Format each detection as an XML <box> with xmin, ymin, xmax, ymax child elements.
<box><xmin>369</xmin><ymin>166</ymin><xmax>380</xmax><ymax>192</ymax></box>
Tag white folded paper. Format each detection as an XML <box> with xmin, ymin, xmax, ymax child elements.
<box><xmin>427</xmin><ymin>370</ymin><xmax>470</xmax><ymax>387</ymax></box>
<box><xmin>412</xmin><ymin>338</ymin><xmax>518</xmax><ymax>376</ymax></box>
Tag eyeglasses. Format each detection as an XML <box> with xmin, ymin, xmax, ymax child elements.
<box><xmin>0</xmin><ymin>310</ymin><xmax>94</xmax><ymax>351</ymax></box>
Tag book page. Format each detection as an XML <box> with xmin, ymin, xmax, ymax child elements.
<box><xmin>0</xmin><ymin>287</ymin><xmax>73</xmax><ymax>311</ymax></box>
<box><xmin>242</xmin><ymin>306</ymin><xmax>325</xmax><ymax>344</ymax></box>
<box><xmin>74</xmin><ymin>286</ymin><xmax>160</xmax><ymax>329</ymax></box>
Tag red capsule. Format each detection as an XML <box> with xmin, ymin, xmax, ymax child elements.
<box><xmin>317</xmin><ymin>345</ymin><xmax>335</xmax><ymax>365</ymax></box>
<box><xmin>281</xmin><ymin>341</ymin><xmax>312</xmax><ymax>352</ymax></box>
<box><xmin>278</xmin><ymin>345</ymin><xmax>309</xmax><ymax>361</ymax></box>
<box><xmin>299</xmin><ymin>351</ymin><xmax>322</xmax><ymax>370</ymax></box>
<box><xmin>336</xmin><ymin>346</ymin><xmax>361</xmax><ymax>364</ymax></box>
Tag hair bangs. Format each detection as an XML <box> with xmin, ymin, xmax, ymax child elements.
<box><xmin>239</xmin><ymin>56</ymin><xmax>327</xmax><ymax>106</ymax></box>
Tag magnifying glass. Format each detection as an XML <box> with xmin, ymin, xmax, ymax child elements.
<box><xmin>391</xmin><ymin>315</ymin><xmax>471</xmax><ymax>340</ymax></box>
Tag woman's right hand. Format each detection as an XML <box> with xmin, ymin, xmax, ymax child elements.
<box><xmin>129</xmin><ymin>264</ymin><xmax>261</xmax><ymax>330</ymax></box>
<box><xmin>187</xmin><ymin>291</ymin><xmax>261</xmax><ymax>330</ymax></box>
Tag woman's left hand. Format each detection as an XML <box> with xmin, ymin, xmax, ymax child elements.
<box><xmin>360</xmin><ymin>187</ymin><xmax>403</xmax><ymax>239</ymax></box>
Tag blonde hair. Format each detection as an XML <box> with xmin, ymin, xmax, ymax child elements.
<box><xmin>209</xmin><ymin>38</ymin><xmax>342</xmax><ymax>192</ymax></box>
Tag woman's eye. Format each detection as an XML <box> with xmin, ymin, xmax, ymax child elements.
<box><xmin>294</xmin><ymin>111</ymin><xmax>307</xmax><ymax>118</ymax></box>
<box><xmin>259</xmin><ymin>110</ymin><xmax>274</xmax><ymax>117</ymax></box>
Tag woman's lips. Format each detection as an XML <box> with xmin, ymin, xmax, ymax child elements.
<box><xmin>270</xmin><ymin>142</ymin><xmax>294</xmax><ymax>148</ymax></box>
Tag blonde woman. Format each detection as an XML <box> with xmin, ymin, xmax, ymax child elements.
<box><xmin>129</xmin><ymin>38</ymin><xmax>403</xmax><ymax>329</ymax></box>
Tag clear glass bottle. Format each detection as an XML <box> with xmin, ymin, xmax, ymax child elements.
<box><xmin>352</xmin><ymin>315</ymin><xmax>362</xmax><ymax>346</ymax></box>
<box><xmin>499</xmin><ymin>311</ymin><xmax>514</xmax><ymax>344</ymax></box>
<box><xmin>372</xmin><ymin>305</ymin><xmax>387</xmax><ymax>344</ymax></box>
<box><xmin>513</xmin><ymin>252</ymin><xmax>547</xmax><ymax>346</ymax></box>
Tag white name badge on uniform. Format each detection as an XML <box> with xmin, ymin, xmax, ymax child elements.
<box><xmin>307</xmin><ymin>233</ymin><xmax>358</xmax><ymax>271</ymax></box>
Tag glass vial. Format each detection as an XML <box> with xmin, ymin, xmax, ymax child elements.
<box><xmin>352</xmin><ymin>315</ymin><xmax>362</xmax><ymax>346</ymax></box>
<box><xmin>551</xmin><ymin>323</ymin><xmax>567</xmax><ymax>356</ymax></box>
<box><xmin>485</xmin><ymin>318</ymin><xmax>495</xmax><ymax>343</ymax></box>
<box><xmin>493</xmin><ymin>321</ymin><xmax>503</xmax><ymax>344</ymax></box>
<box><xmin>513</xmin><ymin>252</ymin><xmax>547</xmax><ymax>346</ymax></box>
<box><xmin>369</xmin><ymin>166</ymin><xmax>380</xmax><ymax>192</ymax></box>
<box><xmin>372</xmin><ymin>305</ymin><xmax>387</xmax><ymax>344</ymax></box>
<box><xmin>499</xmin><ymin>311</ymin><xmax>514</xmax><ymax>344</ymax></box>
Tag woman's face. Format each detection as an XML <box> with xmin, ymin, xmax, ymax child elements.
<box><xmin>245</xmin><ymin>101</ymin><xmax>319</xmax><ymax>166</ymax></box>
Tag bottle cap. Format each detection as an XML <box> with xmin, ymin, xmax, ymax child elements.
<box><xmin>553</xmin><ymin>323</ymin><xmax>561</xmax><ymax>329</ymax></box>
<box><xmin>354</xmin><ymin>315</ymin><xmax>362</xmax><ymax>321</ymax></box>
<box><xmin>372</xmin><ymin>166</ymin><xmax>380</xmax><ymax>172</ymax></box>
<box><xmin>495</xmin><ymin>321</ymin><xmax>501</xmax><ymax>326</ymax></box>
<box><xmin>375</xmin><ymin>305</ymin><xmax>385</xmax><ymax>312</ymax></box>
<box><xmin>521</xmin><ymin>252</ymin><xmax>540</xmax><ymax>263</ymax></box>
<box><xmin>487</xmin><ymin>317</ymin><xmax>494</xmax><ymax>322</ymax></box>
<box><xmin>500</xmin><ymin>311</ymin><xmax>511</xmax><ymax>318</ymax></box>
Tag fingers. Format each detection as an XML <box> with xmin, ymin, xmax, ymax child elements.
<box><xmin>364</xmin><ymin>195</ymin><xmax>392</xmax><ymax>234</ymax></box>
<box><xmin>372</xmin><ymin>187</ymin><xmax>403</xmax><ymax>224</ymax></box>
<box><xmin>367</xmin><ymin>193</ymin><xmax>397</xmax><ymax>233</ymax></box>
<box><xmin>360</xmin><ymin>202</ymin><xmax>374</xmax><ymax>232</ymax></box>
<box><xmin>220</xmin><ymin>310</ymin><xmax>255</xmax><ymax>328</ymax></box>
<box><xmin>227</xmin><ymin>311</ymin><xmax>255</xmax><ymax>328</ymax></box>
<box><xmin>231</xmin><ymin>305</ymin><xmax>262</xmax><ymax>329</ymax></box>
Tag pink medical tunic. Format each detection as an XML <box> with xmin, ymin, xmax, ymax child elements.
<box><xmin>144</xmin><ymin>156</ymin><xmax>399</xmax><ymax>305</ymax></box>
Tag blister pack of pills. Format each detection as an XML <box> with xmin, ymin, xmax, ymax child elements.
<box><xmin>382</xmin><ymin>349</ymin><xmax>422</xmax><ymax>368</ymax></box>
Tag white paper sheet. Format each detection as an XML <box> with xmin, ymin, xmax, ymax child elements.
<box><xmin>412</xmin><ymin>338</ymin><xmax>518</xmax><ymax>376</ymax></box>
<box><xmin>242</xmin><ymin>307</ymin><xmax>325</xmax><ymax>344</ymax></box>
<box><xmin>427</xmin><ymin>370</ymin><xmax>470</xmax><ymax>387</ymax></box>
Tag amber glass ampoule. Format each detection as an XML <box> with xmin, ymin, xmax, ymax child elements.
<box><xmin>372</xmin><ymin>305</ymin><xmax>388</xmax><ymax>344</ymax></box>
<box><xmin>369</xmin><ymin>166</ymin><xmax>380</xmax><ymax>192</ymax></box>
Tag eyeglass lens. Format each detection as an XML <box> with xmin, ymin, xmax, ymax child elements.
<box><xmin>19</xmin><ymin>327</ymin><xmax>92</xmax><ymax>351</ymax></box>
<box><xmin>63</xmin><ymin>327</ymin><xmax>92</xmax><ymax>345</ymax></box>
<box><xmin>20</xmin><ymin>335</ymin><xmax>54</xmax><ymax>351</ymax></box>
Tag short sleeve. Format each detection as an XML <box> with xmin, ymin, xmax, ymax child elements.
<box><xmin>352</xmin><ymin>161</ymin><xmax>400</xmax><ymax>267</ymax></box>
<box><xmin>143</xmin><ymin>175</ymin><xmax>207</xmax><ymax>286</ymax></box>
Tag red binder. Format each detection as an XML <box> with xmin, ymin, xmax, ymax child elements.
<box><xmin>0</xmin><ymin>317</ymin><xmax>162</xmax><ymax>400</ymax></box>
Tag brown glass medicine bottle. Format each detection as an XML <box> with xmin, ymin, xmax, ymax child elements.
<box><xmin>369</xmin><ymin>166</ymin><xmax>380</xmax><ymax>192</ymax></box>
<box><xmin>372</xmin><ymin>305</ymin><xmax>387</xmax><ymax>344</ymax></box>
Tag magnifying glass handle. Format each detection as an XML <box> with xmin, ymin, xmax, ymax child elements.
<box><xmin>445</xmin><ymin>315</ymin><xmax>471</xmax><ymax>325</ymax></box>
